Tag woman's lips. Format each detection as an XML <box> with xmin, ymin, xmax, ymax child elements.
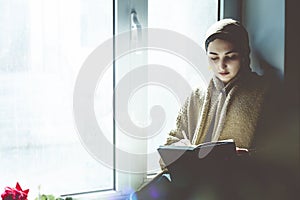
<box><xmin>219</xmin><ymin>72</ymin><xmax>229</xmax><ymax>76</ymax></box>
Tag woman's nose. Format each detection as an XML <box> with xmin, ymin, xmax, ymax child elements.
<box><xmin>218</xmin><ymin>59</ymin><xmax>227</xmax><ymax>69</ymax></box>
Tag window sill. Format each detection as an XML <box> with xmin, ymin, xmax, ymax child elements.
<box><xmin>68</xmin><ymin>190</ymin><xmax>130</xmax><ymax>200</ymax></box>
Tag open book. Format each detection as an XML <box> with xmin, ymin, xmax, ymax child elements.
<box><xmin>158</xmin><ymin>139</ymin><xmax>236</xmax><ymax>167</ymax></box>
<box><xmin>157</xmin><ymin>139</ymin><xmax>237</xmax><ymax>183</ymax></box>
<box><xmin>158</xmin><ymin>139</ymin><xmax>235</xmax><ymax>151</ymax></box>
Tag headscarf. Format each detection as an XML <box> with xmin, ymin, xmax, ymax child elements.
<box><xmin>204</xmin><ymin>18</ymin><xmax>251</xmax><ymax>72</ymax></box>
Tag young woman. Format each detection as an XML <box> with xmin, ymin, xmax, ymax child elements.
<box><xmin>163</xmin><ymin>18</ymin><xmax>268</xmax><ymax>152</ymax></box>
<box><xmin>132</xmin><ymin>18</ymin><xmax>270</xmax><ymax>200</ymax></box>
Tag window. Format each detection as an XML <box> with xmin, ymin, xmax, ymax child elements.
<box><xmin>0</xmin><ymin>0</ymin><xmax>113</xmax><ymax>198</ymax></box>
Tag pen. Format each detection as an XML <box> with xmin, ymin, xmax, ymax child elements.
<box><xmin>181</xmin><ymin>130</ymin><xmax>188</xmax><ymax>140</ymax></box>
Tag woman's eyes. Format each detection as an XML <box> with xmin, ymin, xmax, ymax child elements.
<box><xmin>210</xmin><ymin>55</ymin><xmax>238</xmax><ymax>61</ymax></box>
<box><xmin>227</xmin><ymin>55</ymin><xmax>238</xmax><ymax>60</ymax></box>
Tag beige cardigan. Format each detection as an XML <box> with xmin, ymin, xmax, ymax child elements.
<box><xmin>164</xmin><ymin>72</ymin><xmax>268</xmax><ymax>149</ymax></box>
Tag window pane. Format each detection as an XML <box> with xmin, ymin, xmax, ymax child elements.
<box><xmin>147</xmin><ymin>0</ymin><xmax>218</xmax><ymax>172</ymax></box>
<box><xmin>0</xmin><ymin>0</ymin><xmax>113</xmax><ymax>198</ymax></box>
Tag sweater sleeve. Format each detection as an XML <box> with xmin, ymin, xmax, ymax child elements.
<box><xmin>164</xmin><ymin>94</ymin><xmax>191</xmax><ymax>145</ymax></box>
<box><xmin>159</xmin><ymin>96</ymin><xmax>190</xmax><ymax>170</ymax></box>
<box><xmin>159</xmin><ymin>88</ymin><xmax>205</xmax><ymax>170</ymax></box>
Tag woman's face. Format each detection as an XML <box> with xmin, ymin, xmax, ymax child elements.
<box><xmin>207</xmin><ymin>38</ymin><xmax>242</xmax><ymax>84</ymax></box>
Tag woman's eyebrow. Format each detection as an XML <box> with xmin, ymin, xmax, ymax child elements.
<box><xmin>225</xmin><ymin>50</ymin><xmax>238</xmax><ymax>55</ymax></box>
<box><xmin>208</xmin><ymin>51</ymin><xmax>218</xmax><ymax>55</ymax></box>
<box><xmin>208</xmin><ymin>50</ymin><xmax>238</xmax><ymax>55</ymax></box>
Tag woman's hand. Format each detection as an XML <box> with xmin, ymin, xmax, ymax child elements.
<box><xmin>171</xmin><ymin>139</ymin><xmax>192</xmax><ymax>146</ymax></box>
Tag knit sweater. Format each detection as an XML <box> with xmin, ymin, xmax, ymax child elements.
<box><xmin>164</xmin><ymin>71</ymin><xmax>268</xmax><ymax>149</ymax></box>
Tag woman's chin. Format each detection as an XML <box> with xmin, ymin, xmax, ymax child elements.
<box><xmin>218</xmin><ymin>77</ymin><xmax>230</xmax><ymax>84</ymax></box>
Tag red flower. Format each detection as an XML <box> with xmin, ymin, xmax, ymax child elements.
<box><xmin>1</xmin><ymin>183</ymin><xmax>29</xmax><ymax>200</ymax></box>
